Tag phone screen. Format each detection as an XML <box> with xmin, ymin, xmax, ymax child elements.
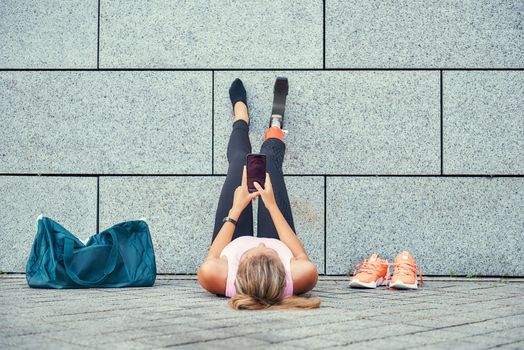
<box><xmin>247</xmin><ymin>154</ymin><xmax>266</xmax><ymax>193</ymax></box>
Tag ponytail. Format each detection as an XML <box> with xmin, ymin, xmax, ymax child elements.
<box><xmin>229</xmin><ymin>293</ymin><xmax>320</xmax><ymax>310</ymax></box>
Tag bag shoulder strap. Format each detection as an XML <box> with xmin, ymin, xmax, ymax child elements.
<box><xmin>63</xmin><ymin>229</ymin><xmax>119</xmax><ymax>287</ymax></box>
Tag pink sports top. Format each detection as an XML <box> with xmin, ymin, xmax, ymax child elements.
<box><xmin>220</xmin><ymin>236</ymin><xmax>294</xmax><ymax>298</ymax></box>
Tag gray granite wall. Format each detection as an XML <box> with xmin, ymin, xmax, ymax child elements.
<box><xmin>1</xmin><ymin>1</ymin><xmax>522</xmax><ymax>275</ymax></box>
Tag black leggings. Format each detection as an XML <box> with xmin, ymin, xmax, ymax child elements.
<box><xmin>212</xmin><ymin>120</ymin><xmax>295</xmax><ymax>243</ymax></box>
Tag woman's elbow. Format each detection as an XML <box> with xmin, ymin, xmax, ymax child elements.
<box><xmin>197</xmin><ymin>261</ymin><xmax>225</xmax><ymax>295</ymax></box>
<box><xmin>197</xmin><ymin>263</ymin><xmax>212</xmax><ymax>290</ymax></box>
<box><xmin>295</xmin><ymin>262</ymin><xmax>319</xmax><ymax>294</ymax></box>
<box><xmin>307</xmin><ymin>263</ymin><xmax>319</xmax><ymax>290</ymax></box>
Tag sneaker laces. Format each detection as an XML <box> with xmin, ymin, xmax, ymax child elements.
<box><xmin>352</xmin><ymin>258</ymin><xmax>391</xmax><ymax>286</ymax></box>
<box><xmin>353</xmin><ymin>258</ymin><xmax>388</xmax><ymax>276</ymax></box>
<box><xmin>353</xmin><ymin>259</ymin><xmax>373</xmax><ymax>276</ymax></box>
<box><xmin>390</xmin><ymin>260</ymin><xmax>423</xmax><ymax>286</ymax></box>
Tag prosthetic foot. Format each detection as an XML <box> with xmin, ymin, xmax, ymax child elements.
<box><xmin>269</xmin><ymin>77</ymin><xmax>289</xmax><ymax>129</ymax></box>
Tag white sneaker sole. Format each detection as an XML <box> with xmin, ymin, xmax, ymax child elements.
<box><xmin>389</xmin><ymin>280</ymin><xmax>418</xmax><ymax>290</ymax></box>
<box><xmin>349</xmin><ymin>277</ymin><xmax>384</xmax><ymax>289</ymax></box>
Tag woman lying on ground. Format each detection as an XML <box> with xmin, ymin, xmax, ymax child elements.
<box><xmin>197</xmin><ymin>78</ymin><xmax>320</xmax><ymax>310</ymax></box>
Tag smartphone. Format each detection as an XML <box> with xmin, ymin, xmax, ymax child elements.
<box><xmin>246</xmin><ymin>153</ymin><xmax>266</xmax><ymax>193</ymax></box>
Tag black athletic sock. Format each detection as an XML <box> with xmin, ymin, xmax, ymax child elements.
<box><xmin>229</xmin><ymin>78</ymin><xmax>247</xmax><ymax>109</ymax></box>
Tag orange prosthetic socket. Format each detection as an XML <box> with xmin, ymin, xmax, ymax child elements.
<box><xmin>263</xmin><ymin>126</ymin><xmax>285</xmax><ymax>141</ymax></box>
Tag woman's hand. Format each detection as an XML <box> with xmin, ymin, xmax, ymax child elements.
<box><xmin>231</xmin><ymin>166</ymin><xmax>259</xmax><ymax>216</ymax></box>
<box><xmin>253</xmin><ymin>173</ymin><xmax>277</xmax><ymax>210</ymax></box>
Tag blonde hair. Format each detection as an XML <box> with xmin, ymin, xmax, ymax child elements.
<box><xmin>228</xmin><ymin>253</ymin><xmax>320</xmax><ymax>310</ymax></box>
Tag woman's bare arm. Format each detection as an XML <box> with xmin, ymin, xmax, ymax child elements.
<box><xmin>198</xmin><ymin>206</ymin><xmax>241</xmax><ymax>295</ymax></box>
<box><xmin>197</xmin><ymin>256</ymin><xmax>228</xmax><ymax>295</ymax></box>
<box><xmin>267</xmin><ymin>204</ymin><xmax>309</xmax><ymax>259</ymax></box>
<box><xmin>254</xmin><ymin>173</ymin><xmax>318</xmax><ymax>293</ymax></box>
<box><xmin>205</xmin><ymin>166</ymin><xmax>258</xmax><ymax>259</ymax></box>
<box><xmin>269</xmin><ymin>201</ymin><xmax>318</xmax><ymax>293</ymax></box>
<box><xmin>205</xmin><ymin>208</ymin><xmax>241</xmax><ymax>260</ymax></box>
<box><xmin>198</xmin><ymin>166</ymin><xmax>259</xmax><ymax>294</ymax></box>
<box><xmin>254</xmin><ymin>174</ymin><xmax>310</xmax><ymax>260</ymax></box>
<box><xmin>290</xmin><ymin>258</ymin><xmax>318</xmax><ymax>294</ymax></box>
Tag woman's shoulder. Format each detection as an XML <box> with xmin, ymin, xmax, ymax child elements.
<box><xmin>290</xmin><ymin>258</ymin><xmax>319</xmax><ymax>294</ymax></box>
<box><xmin>197</xmin><ymin>256</ymin><xmax>228</xmax><ymax>295</ymax></box>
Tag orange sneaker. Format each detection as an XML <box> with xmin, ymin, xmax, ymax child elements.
<box><xmin>349</xmin><ymin>254</ymin><xmax>390</xmax><ymax>288</ymax></box>
<box><xmin>389</xmin><ymin>251</ymin><xmax>423</xmax><ymax>290</ymax></box>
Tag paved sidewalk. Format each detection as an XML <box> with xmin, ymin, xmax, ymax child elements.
<box><xmin>1</xmin><ymin>275</ymin><xmax>523</xmax><ymax>349</ymax></box>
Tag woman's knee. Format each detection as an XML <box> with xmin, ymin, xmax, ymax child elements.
<box><xmin>260</xmin><ymin>137</ymin><xmax>285</xmax><ymax>156</ymax></box>
<box><xmin>264</xmin><ymin>126</ymin><xmax>284</xmax><ymax>142</ymax></box>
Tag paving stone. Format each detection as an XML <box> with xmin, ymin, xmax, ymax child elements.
<box><xmin>443</xmin><ymin>71</ymin><xmax>524</xmax><ymax>174</ymax></box>
<box><xmin>214</xmin><ymin>71</ymin><xmax>440</xmax><ymax>175</ymax></box>
<box><xmin>484</xmin><ymin>327</ymin><xmax>524</xmax><ymax>342</ymax></box>
<box><xmin>497</xmin><ymin>340</ymin><xmax>524</xmax><ymax>350</ymax></box>
<box><xmin>1</xmin><ymin>276</ymin><xmax>523</xmax><ymax>349</ymax></box>
<box><xmin>99</xmin><ymin>0</ymin><xmax>322</xmax><ymax>68</ymax></box>
<box><xmin>0</xmin><ymin>71</ymin><xmax>212</xmax><ymax>174</ymax></box>
<box><xmin>134</xmin><ymin>329</ymin><xmax>240</xmax><ymax>347</ymax></box>
<box><xmin>326</xmin><ymin>177</ymin><xmax>524</xmax><ymax>275</ymax></box>
<box><xmin>93</xmin><ymin>341</ymin><xmax>156</xmax><ymax>350</ymax></box>
<box><xmin>99</xmin><ymin>176</ymin><xmax>324</xmax><ymax>273</ymax></box>
<box><xmin>250</xmin><ymin>323</ymin><xmax>342</xmax><ymax>344</ymax></box>
<box><xmin>326</xmin><ymin>0</ymin><xmax>524</xmax><ymax>68</ymax></box>
<box><xmin>173</xmin><ymin>336</ymin><xmax>269</xmax><ymax>350</ymax></box>
<box><xmin>365</xmin><ymin>339</ymin><xmax>439</xmax><ymax>350</ymax></box>
<box><xmin>0</xmin><ymin>0</ymin><xmax>97</xmax><ymax>68</ymax></box>
<box><xmin>251</xmin><ymin>345</ymin><xmax>306</xmax><ymax>350</ymax></box>
<box><xmin>0</xmin><ymin>176</ymin><xmax>96</xmax><ymax>272</ymax></box>
<box><xmin>279</xmin><ymin>335</ymin><xmax>346</xmax><ymax>350</ymax></box>
<box><xmin>450</xmin><ymin>334</ymin><xmax>524</xmax><ymax>349</ymax></box>
<box><xmin>405</xmin><ymin>309</ymin><xmax>524</xmax><ymax>335</ymax></box>
<box><xmin>0</xmin><ymin>334</ymin><xmax>76</xmax><ymax>349</ymax></box>
<box><xmin>404</xmin><ymin>338</ymin><xmax>477</xmax><ymax>350</ymax></box>
<box><xmin>46</xmin><ymin>328</ymin><xmax>160</xmax><ymax>347</ymax></box>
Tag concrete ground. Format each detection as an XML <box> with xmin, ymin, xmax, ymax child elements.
<box><xmin>1</xmin><ymin>275</ymin><xmax>523</xmax><ymax>350</ymax></box>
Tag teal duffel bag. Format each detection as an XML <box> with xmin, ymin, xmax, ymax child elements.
<box><xmin>26</xmin><ymin>216</ymin><xmax>156</xmax><ymax>288</ymax></box>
